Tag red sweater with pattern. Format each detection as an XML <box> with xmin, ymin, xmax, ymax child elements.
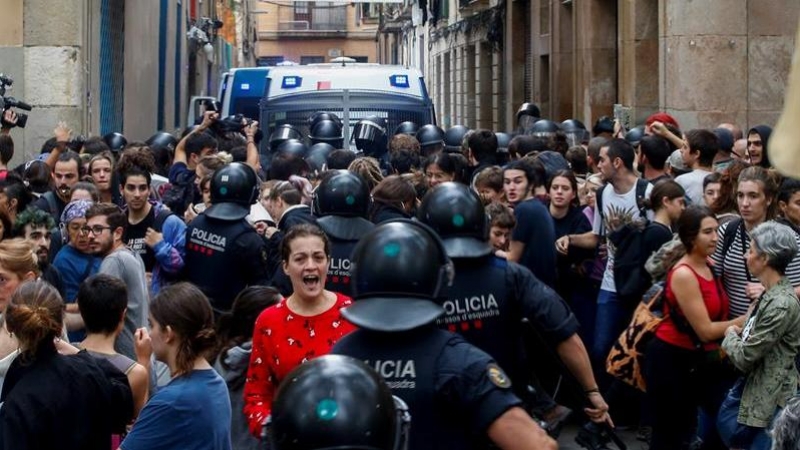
<box><xmin>243</xmin><ymin>293</ymin><xmax>355</xmax><ymax>435</ymax></box>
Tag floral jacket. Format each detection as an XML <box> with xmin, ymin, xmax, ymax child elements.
<box><xmin>722</xmin><ymin>277</ymin><xmax>800</xmax><ymax>427</ymax></box>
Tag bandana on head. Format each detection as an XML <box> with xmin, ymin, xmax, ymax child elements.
<box><xmin>60</xmin><ymin>200</ymin><xmax>94</xmax><ymax>226</ymax></box>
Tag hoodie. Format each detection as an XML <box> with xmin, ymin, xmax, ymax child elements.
<box><xmin>748</xmin><ymin>125</ymin><xmax>773</xmax><ymax>168</ymax></box>
<box><xmin>214</xmin><ymin>342</ymin><xmax>261</xmax><ymax>450</ymax></box>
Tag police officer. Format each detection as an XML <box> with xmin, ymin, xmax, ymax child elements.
<box><xmin>416</xmin><ymin>183</ymin><xmax>613</xmax><ymax>433</ymax></box>
<box><xmin>312</xmin><ymin>170</ymin><xmax>374</xmax><ymax>296</ymax></box>
<box><xmin>268</xmin><ymin>354</ymin><xmax>410</xmax><ymax>450</ymax></box>
<box><xmin>183</xmin><ymin>162</ymin><xmax>270</xmax><ymax>314</ymax></box>
<box><xmin>332</xmin><ymin>220</ymin><xmax>557</xmax><ymax>450</ymax></box>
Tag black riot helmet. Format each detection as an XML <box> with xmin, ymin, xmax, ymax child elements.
<box><xmin>593</xmin><ymin>116</ymin><xmax>615</xmax><ymax>136</ymax></box>
<box><xmin>530</xmin><ymin>119</ymin><xmax>561</xmax><ymax>139</ymax></box>
<box><xmin>561</xmin><ymin>119</ymin><xmax>587</xmax><ymax>146</ymax></box>
<box><xmin>205</xmin><ymin>162</ymin><xmax>259</xmax><ymax>221</ymax></box>
<box><xmin>393</xmin><ymin>121</ymin><xmax>419</xmax><ymax>136</ymax></box>
<box><xmin>516</xmin><ymin>102</ymin><xmax>541</xmax><ymax>132</ymax></box>
<box><xmin>306</xmin><ymin>143</ymin><xmax>335</xmax><ymax>173</ymax></box>
<box><xmin>343</xmin><ymin>220</ymin><xmax>453</xmax><ymax>332</ymax></box>
<box><xmin>416</xmin><ymin>124</ymin><xmax>445</xmax><ymax>149</ymax></box>
<box><xmin>310</xmin><ymin>119</ymin><xmax>344</xmax><ymax>148</ymax></box>
<box><xmin>625</xmin><ymin>126</ymin><xmax>645</xmax><ymax>148</ymax></box>
<box><xmin>417</xmin><ymin>182</ymin><xmax>493</xmax><ymax>258</ymax></box>
<box><xmin>269</xmin><ymin>124</ymin><xmax>302</xmax><ymax>152</ymax></box>
<box><xmin>352</xmin><ymin>116</ymin><xmax>388</xmax><ymax>157</ymax></box>
<box><xmin>494</xmin><ymin>132</ymin><xmax>511</xmax><ymax>165</ymax></box>
<box><xmin>145</xmin><ymin>132</ymin><xmax>178</xmax><ymax>152</ymax></box>
<box><xmin>444</xmin><ymin>125</ymin><xmax>469</xmax><ymax>153</ymax></box>
<box><xmin>103</xmin><ymin>132</ymin><xmax>127</xmax><ymax>153</ymax></box>
<box><xmin>308</xmin><ymin>111</ymin><xmax>342</xmax><ymax>129</ymax></box>
<box><xmin>312</xmin><ymin>170</ymin><xmax>371</xmax><ymax>218</ymax></box>
<box><xmin>269</xmin><ymin>354</ymin><xmax>409</xmax><ymax>450</ymax></box>
<box><xmin>277</xmin><ymin>139</ymin><xmax>309</xmax><ymax>159</ymax></box>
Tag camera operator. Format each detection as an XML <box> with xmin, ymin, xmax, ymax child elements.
<box><xmin>1</xmin><ymin>110</ymin><xmax>18</xmax><ymax>135</ymax></box>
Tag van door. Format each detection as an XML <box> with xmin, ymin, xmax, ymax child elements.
<box><xmin>187</xmin><ymin>96</ymin><xmax>216</xmax><ymax>127</ymax></box>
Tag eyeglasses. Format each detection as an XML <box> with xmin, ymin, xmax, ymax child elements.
<box><xmin>80</xmin><ymin>225</ymin><xmax>112</xmax><ymax>235</ymax></box>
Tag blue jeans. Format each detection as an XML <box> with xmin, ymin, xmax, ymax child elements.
<box><xmin>591</xmin><ymin>290</ymin><xmax>628</xmax><ymax>366</ymax></box>
<box><xmin>717</xmin><ymin>378</ymin><xmax>776</xmax><ymax>450</ymax></box>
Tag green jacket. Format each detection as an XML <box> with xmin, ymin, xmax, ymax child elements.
<box><xmin>722</xmin><ymin>277</ymin><xmax>800</xmax><ymax>427</ymax></box>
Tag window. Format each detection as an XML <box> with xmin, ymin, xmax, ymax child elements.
<box><xmin>257</xmin><ymin>56</ymin><xmax>285</xmax><ymax>66</ymax></box>
<box><xmin>352</xmin><ymin>56</ymin><xmax>368</xmax><ymax>63</ymax></box>
<box><xmin>360</xmin><ymin>3</ymin><xmax>380</xmax><ymax>22</ymax></box>
<box><xmin>300</xmin><ymin>56</ymin><xmax>325</xmax><ymax>65</ymax></box>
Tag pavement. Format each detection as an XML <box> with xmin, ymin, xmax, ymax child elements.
<box><xmin>557</xmin><ymin>423</ymin><xmax>646</xmax><ymax>450</ymax></box>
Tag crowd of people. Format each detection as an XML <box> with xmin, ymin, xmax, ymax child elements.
<box><xmin>0</xmin><ymin>103</ymin><xmax>799</xmax><ymax>450</ymax></box>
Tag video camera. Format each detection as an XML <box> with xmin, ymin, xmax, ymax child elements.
<box><xmin>0</xmin><ymin>74</ymin><xmax>31</xmax><ymax>129</ymax></box>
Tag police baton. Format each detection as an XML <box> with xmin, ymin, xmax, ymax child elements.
<box><xmin>520</xmin><ymin>318</ymin><xmax>626</xmax><ymax>450</ymax></box>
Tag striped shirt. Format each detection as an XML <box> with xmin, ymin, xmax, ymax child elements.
<box><xmin>711</xmin><ymin>220</ymin><xmax>800</xmax><ymax>318</ymax></box>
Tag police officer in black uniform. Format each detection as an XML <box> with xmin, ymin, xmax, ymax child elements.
<box><xmin>332</xmin><ymin>220</ymin><xmax>556</xmax><ymax>450</ymax></box>
<box><xmin>312</xmin><ymin>170</ymin><xmax>374</xmax><ymax>296</ymax></box>
<box><xmin>267</xmin><ymin>354</ymin><xmax>410</xmax><ymax>450</ymax></box>
<box><xmin>416</xmin><ymin>183</ymin><xmax>613</xmax><ymax>434</ymax></box>
<box><xmin>183</xmin><ymin>162</ymin><xmax>270</xmax><ymax>315</ymax></box>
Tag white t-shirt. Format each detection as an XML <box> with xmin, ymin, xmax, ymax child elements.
<box><xmin>592</xmin><ymin>180</ymin><xmax>654</xmax><ymax>292</ymax></box>
<box><xmin>675</xmin><ymin>169</ymin><xmax>712</xmax><ymax>206</ymax></box>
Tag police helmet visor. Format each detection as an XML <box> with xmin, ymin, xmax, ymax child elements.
<box><xmin>352</xmin><ymin>121</ymin><xmax>386</xmax><ymax>143</ymax></box>
<box><xmin>341</xmin><ymin>297</ymin><xmax>444</xmax><ymax>332</ymax></box>
<box><xmin>270</xmin><ymin>126</ymin><xmax>302</xmax><ymax>143</ymax></box>
<box><xmin>517</xmin><ymin>115</ymin><xmax>538</xmax><ymax>133</ymax></box>
<box><xmin>204</xmin><ymin>202</ymin><xmax>250</xmax><ymax>221</ymax></box>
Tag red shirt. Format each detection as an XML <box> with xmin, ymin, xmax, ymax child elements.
<box><xmin>656</xmin><ymin>263</ymin><xmax>728</xmax><ymax>351</ymax></box>
<box><xmin>243</xmin><ymin>292</ymin><xmax>355</xmax><ymax>435</ymax></box>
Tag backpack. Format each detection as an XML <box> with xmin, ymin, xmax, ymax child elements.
<box><xmin>605</xmin><ymin>281</ymin><xmax>667</xmax><ymax>392</ymax></box>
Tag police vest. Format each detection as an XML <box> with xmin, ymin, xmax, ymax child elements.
<box><xmin>317</xmin><ymin>216</ymin><xmax>373</xmax><ymax>297</ymax></box>
<box><xmin>333</xmin><ymin>327</ymin><xmax>478</xmax><ymax>450</ymax></box>
<box><xmin>440</xmin><ymin>257</ymin><xmax>528</xmax><ymax>399</ymax></box>
<box><xmin>184</xmin><ymin>215</ymin><xmax>255</xmax><ymax>313</ymax></box>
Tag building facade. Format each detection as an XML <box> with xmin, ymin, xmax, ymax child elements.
<box><xmin>254</xmin><ymin>1</ymin><xmax>378</xmax><ymax>65</ymax></box>
<box><xmin>383</xmin><ymin>0</ymin><xmax>799</xmax><ymax>133</ymax></box>
<box><xmin>0</xmin><ymin>0</ymin><xmax>256</xmax><ymax>163</ymax></box>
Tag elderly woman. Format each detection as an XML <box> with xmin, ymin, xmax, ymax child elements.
<box><xmin>718</xmin><ymin>221</ymin><xmax>800</xmax><ymax>450</ymax></box>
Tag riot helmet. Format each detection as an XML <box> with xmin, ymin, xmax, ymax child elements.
<box><xmin>593</xmin><ymin>116</ymin><xmax>615</xmax><ymax>136</ymax></box>
<box><xmin>625</xmin><ymin>126</ymin><xmax>646</xmax><ymax>149</ymax></box>
<box><xmin>269</xmin><ymin>124</ymin><xmax>302</xmax><ymax>152</ymax></box>
<box><xmin>312</xmin><ymin>170</ymin><xmax>371</xmax><ymax>218</ymax></box>
<box><xmin>277</xmin><ymin>139</ymin><xmax>309</xmax><ymax>159</ymax></box>
<box><xmin>103</xmin><ymin>132</ymin><xmax>127</xmax><ymax>153</ymax></box>
<box><xmin>561</xmin><ymin>119</ymin><xmax>587</xmax><ymax>147</ymax></box>
<box><xmin>352</xmin><ymin>116</ymin><xmax>388</xmax><ymax>157</ymax></box>
<box><xmin>308</xmin><ymin>111</ymin><xmax>342</xmax><ymax>129</ymax></box>
<box><xmin>145</xmin><ymin>132</ymin><xmax>178</xmax><ymax>153</ymax></box>
<box><xmin>268</xmin><ymin>354</ymin><xmax>409</xmax><ymax>450</ymax></box>
<box><xmin>444</xmin><ymin>125</ymin><xmax>469</xmax><ymax>153</ymax></box>
<box><xmin>416</xmin><ymin>124</ymin><xmax>445</xmax><ymax>156</ymax></box>
<box><xmin>530</xmin><ymin>119</ymin><xmax>561</xmax><ymax>140</ymax></box>
<box><xmin>417</xmin><ymin>182</ymin><xmax>493</xmax><ymax>258</ymax></box>
<box><xmin>306</xmin><ymin>143</ymin><xmax>335</xmax><ymax>173</ymax></box>
<box><xmin>516</xmin><ymin>102</ymin><xmax>541</xmax><ymax>133</ymax></box>
<box><xmin>494</xmin><ymin>132</ymin><xmax>511</xmax><ymax>165</ymax></box>
<box><xmin>342</xmin><ymin>220</ymin><xmax>453</xmax><ymax>332</ymax></box>
<box><xmin>205</xmin><ymin>162</ymin><xmax>259</xmax><ymax>220</ymax></box>
<box><xmin>393</xmin><ymin>121</ymin><xmax>419</xmax><ymax>136</ymax></box>
<box><xmin>310</xmin><ymin>119</ymin><xmax>344</xmax><ymax>148</ymax></box>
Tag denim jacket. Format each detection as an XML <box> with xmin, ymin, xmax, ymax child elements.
<box><xmin>722</xmin><ymin>277</ymin><xmax>800</xmax><ymax>427</ymax></box>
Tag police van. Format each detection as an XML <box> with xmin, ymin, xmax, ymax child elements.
<box><xmin>258</xmin><ymin>62</ymin><xmax>436</xmax><ymax>155</ymax></box>
<box><xmin>188</xmin><ymin>67</ymin><xmax>270</xmax><ymax>126</ymax></box>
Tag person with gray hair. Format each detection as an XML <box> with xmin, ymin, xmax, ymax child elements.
<box><xmin>771</xmin><ymin>396</ymin><xmax>800</xmax><ymax>450</ymax></box>
<box><xmin>718</xmin><ymin>221</ymin><xmax>800</xmax><ymax>449</ymax></box>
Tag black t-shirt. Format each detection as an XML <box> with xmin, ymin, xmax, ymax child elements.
<box><xmin>511</xmin><ymin>198</ymin><xmax>557</xmax><ymax>288</ymax></box>
<box><xmin>125</xmin><ymin>208</ymin><xmax>157</xmax><ymax>272</ymax></box>
<box><xmin>552</xmin><ymin>206</ymin><xmax>594</xmax><ymax>296</ymax></box>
